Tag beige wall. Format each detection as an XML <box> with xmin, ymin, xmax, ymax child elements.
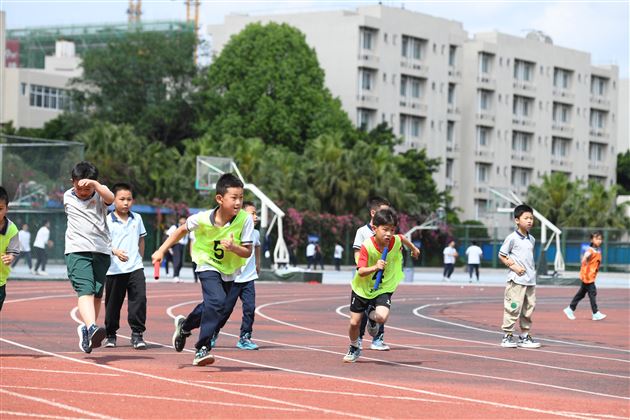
<box><xmin>618</xmin><ymin>79</ymin><xmax>629</xmax><ymax>153</ymax></box>
<box><xmin>1</xmin><ymin>11</ymin><xmax>6</xmax><ymax>125</ymax></box>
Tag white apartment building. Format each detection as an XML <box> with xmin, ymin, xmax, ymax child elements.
<box><xmin>208</xmin><ymin>5</ymin><xmax>619</xmax><ymax>222</ymax></box>
<box><xmin>1</xmin><ymin>40</ymin><xmax>81</xmax><ymax>129</ymax></box>
<box><xmin>1</xmin><ymin>12</ymin><xmax>6</xmax><ymax>122</ymax></box>
<box><xmin>460</xmin><ymin>31</ymin><xmax>619</xmax><ymax>221</ymax></box>
<box><xmin>618</xmin><ymin>79</ymin><xmax>629</xmax><ymax>153</ymax></box>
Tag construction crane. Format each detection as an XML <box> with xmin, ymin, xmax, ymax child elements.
<box><xmin>185</xmin><ymin>0</ymin><xmax>201</xmax><ymax>31</ymax></box>
<box><xmin>127</xmin><ymin>0</ymin><xmax>142</xmax><ymax>24</ymax></box>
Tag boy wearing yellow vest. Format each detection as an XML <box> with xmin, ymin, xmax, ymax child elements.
<box><xmin>0</xmin><ymin>186</ymin><xmax>20</xmax><ymax>311</ymax></box>
<box><xmin>344</xmin><ymin>208</ymin><xmax>420</xmax><ymax>363</ymax></box>
<box><xmin>563</xmin><ymin>231</ymin><xmax>607</xmax><ymax>321</ymax></box>
<box><xmin>152</xmin><ymin>173</ymin><xmax>253</xmax><ymax>366</ymax></box>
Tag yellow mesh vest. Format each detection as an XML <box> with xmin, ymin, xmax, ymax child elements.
<box><xmin>191</xmin><ymin>209</ymin><xmax>248</xmax><ymax>275</ymax></box>
<box><xmin>351</xmin><ymin>235</ymin><xmax>403</xmax><ymax>299</ymax></box>
<box><xmin>0</xmin><ymin>221</ymin><xmax>19</xmax><ymax>286</ymax></box>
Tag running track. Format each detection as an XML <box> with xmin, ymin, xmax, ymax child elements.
<box><xmin>1</xmin><ymin>281</ymin><xmax>628</xmax><ymax>419</ymax></box>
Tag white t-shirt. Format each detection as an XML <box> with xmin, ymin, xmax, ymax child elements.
<box><xmin>235</xmin><ymin>230</ymin><xmax>260</xmax><ymax>283</ymax></box>
<box><xmin>334</xmin><ymin>244</ymin><xmax>343</xmax><ymax>259</ymax></box>
<box><xmin>33</xmin><ymin>226</ymin><xmax>50</xmax><ymax>249</ymax></box>
<box><xmin>167</xmin><ymin>224</ymin><xmax>189</xmax><ymax>245</ymax></box>
<box><xmin>18</xmin><ymin>230</ymin><xmax>31</xmax><ymax>252</ymax></box>
<box><xmin>306</xmin><ymin>243</ymin><xmax>316</xmax><ymax>257</ymax></box>
<box><xmin>443</xmin><ymin>246</ymin><xmax>457</xmax><ymax>264</ymax></box>
<box><xmin>466</xmin><ymin>245</ymin><xmax>483</xmax><ymax>264</ymax></box>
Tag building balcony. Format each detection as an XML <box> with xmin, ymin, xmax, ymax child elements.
<box><xmin>474</xmin><ymin>185</ymin><xmax>489</xmax><ymax>195</ymax></box>
<box><xmin>400</xmin><ymin>59</ymin><xmax>429</xmax><ymax>76</ymax></box>
<box><xmin>399</xmin><ymin>99</ymin><xmax>428</xmax><ymax>114</ymax></box>
<box><xmin>511</xmin><ymin>185</ymin><xmax>530</xmax><ymax>197</ymax></box>
<box><xmin>588</xmin><ymin>162</ymin><xmax>609</xmax><ymax>173</ymax></box>
<box><xmin>357</xmin><ymin>52</ymin><xmax>380</xmax><ymax>65</ymax></box>
<box><xmin>448</xmin><ymin>66</ymin><xmax>462</xmax><ymax>80</ymax></box>
<box><xmin>475</xmin><ymin>148</ymin><xmax>494</xmax><ymax>160</ymax></box>
<box><xmin>356</xmin><ymin>93</ymin><xmax>379</xmax><ymax>106</ymax></box>
<box><xmin>446</xmin><ymin>141</ymin><xmax>459</xmax><ymax>153</ymax></box>
<box><xmin>553</xmin><ymin>87</ymin><xmax>574</xmax><ymax>101</ymax></box>
<box><xmin>447</xmin><ymin>104</ymin><xmax>460</xmax><ymax>116</ymax></box>
<box><xmin>550</xmin><ymin>157</ymin><xmax>573</xmax><ymax>169</ymax></box>
<box><xmin>551</xmin><ymin>121</ymin><xmax>574</xmax><ymax>136</ymax></box>
<box><xmin>589</xmin><ymin>127</ymin><xmax>610</xmax><ymax>140</ymax></box>
<box><xmin>476</xmin><ymin>110</ymin><xmax>495</xmax><ymax>124</ymax></box>
<box><xmin>512</xmin><ymin>116</ymin><xmax>535</xmax><ymax>129</ymax></box>
<box><xmin>477</xmin><ymin>74</ymin><xmax>496</xmax><ymax>89</ymax></box>
<box><xmin>590</xmin><ymin>94</ymin><xmax>610</xmax><ymax>108</ymax></box>
<box><xmin>513</xmin><ymin>79</ymin><xmax>536</xmax><ymax>93</ymax></box>
<box><xmin>511</xmin><ymin>152</ymin><xmax>535</xmax><ymax>164</ymax></box>
<box><xmin>445</xmin><ymin>178</ymin><xmax>458</xmax><ymax>189</ymax></box>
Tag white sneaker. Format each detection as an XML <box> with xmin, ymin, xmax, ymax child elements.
<box><xmin>38</xmin><ymin>270</ymin><xmax>48</xmax><ymax>276</ymax></box>
<box><xmin>30</xmin><ymin>268</ymin><xmax>37</xmax><ymax>275</ymax></box>
<box><xmin>563</xmin><ymin>306</ymin><xmax>576</xmax><ymax>320</ymax></box>
<box><xmin>173</xmin><ymin>277</ymin><xmax>181</xmax><ymax>283</ymax></box>
<box><xmin>592</xmin><ymin>311</ymin><xmax>607</xmax><ymax>321</ymax></box>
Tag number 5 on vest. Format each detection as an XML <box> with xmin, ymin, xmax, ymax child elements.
<box><xmin>213</xmin><ymin>240</ymin><xmax>224</xmax><ymax>259</ymax></box>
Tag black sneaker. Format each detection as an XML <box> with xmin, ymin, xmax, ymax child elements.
<box><xmin>88</xmin><ymin>324</ymin><xmax>107</xmax><ymax>349</ymax></box>
<box><xmin>77</xmin><ymin>324</ymin><xmax>91</xmax><ymax>353</ymax></box>
<box><xmin>172</xmin><ymin>315</ymin><xmax>191</xmax><ymax>352</ymax></box>
<box><xmin>104</xmin><ymin>336</ymin><xmax>117</xmax><ymax>348</ymax></box>
<box><xmin>131</xmin><ymin>333</ymin><xmax>147</xmax><ymax>350</ymax></box>
<box><xmin>192</xmin><ymin>346</ymin><xmax>214</xmax><ymax>366</ymax></box>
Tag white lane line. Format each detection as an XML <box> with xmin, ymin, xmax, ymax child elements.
<box><xmin>413</xmin><ymin>301</ymin><xmax>630</xmax><ymax>353</ymax></box>
<box><xmin>3</xmin><ymin>336</ymin><xmax>366</xmax><ymax>420</ymax></box>
<box><xmin>336</xmin><ymin>304</ymin><xmax>630</xmax><ymax>364</ymax></box>
<box><xmin>254</xmin><ymin>298</ymin><xmax>630</xmax><ymax>401</ymax></box>
<box><xmin>164</xmin><ymin>301</ymin><xmax>617</xmax><ymax>418</ymax></box>
<box><xmin>0</xmin><ymin>388</ymin><xmax>115</xmax><ymax>420</ymax></box>
<box><xmin>4</xmin><ymin>294</ymin><xmax>76</xmax><ymax>304</ymax></box>
<box><xmin>0</xmin><ymin>411</ymin><xmax>82</xmax><ymax>420</ymax></box>
<box><xmin>192</xmin><ymin>380</ymin><xmax>453</xmax><ymax>404</ymax></box>
<box><xmin>1</xmin><ymin>385</ymin><xmax>305</xmax><ymax>413</ymax></box>
<box><xmin>0</xmin><ymin>367</ymin><xmax>119</xmax><ymax>377</ymax></box>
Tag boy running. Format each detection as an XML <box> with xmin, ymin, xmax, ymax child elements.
<box><xmin>64</xmin><ymin>161</ymin><xmax>114</xmax><ymax>353</ymax></box>
<box><xmin>0</xmin><ymin>186</ymin><xmax>20</xmax><ymax>311</ymax></box>
<box><xmin>152</xmin><ymin>173</ymin><xmax>253</xmax><ymax>366</ymax></box>
<box><xmin>344</xmin><ymin>208</ymin><xmax>420</xmax><ymax>362</ymax></box>
<box><xmin>104</xmin><ymin>183</ymin><xmax>148</xmax><ymax>349</ymax></box>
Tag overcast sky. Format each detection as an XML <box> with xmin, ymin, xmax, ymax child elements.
<box><xmin>2</xmin><ymin>0</ymin><xmax>628</xmax><ymax>78</ymax></box>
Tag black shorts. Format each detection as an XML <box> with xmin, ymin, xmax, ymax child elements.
<box><xmin>350</xmin><ymin>290</ymin><xmax>393</xmax><ymax>313</ymax></box>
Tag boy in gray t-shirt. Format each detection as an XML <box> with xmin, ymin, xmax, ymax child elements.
<box><xmin>63</xmin><ymin>161</ymin><xmax>114</xmax><ymax>354</ymax></box>
<box><xmin>498</xmin><ymin>204</ymin><xmax>541</xmax><ymax>349</ymax></box>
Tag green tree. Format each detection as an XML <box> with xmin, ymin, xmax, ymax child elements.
<box><xmin>74</xmin><ymin>30</ymin><xmax>198</xmax><ymax>147</ymax></box>
<box><xmin>617</xmin><ymin>150</ymin><xmax>630</xmax><ymax>194</ymax></box>
<box><xmin>196</xmin><ymin>22</ymin><xmax>353</xmax><ymax>152</ymax></box>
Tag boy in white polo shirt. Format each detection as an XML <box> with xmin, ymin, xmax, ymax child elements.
<box><xmin>104</xmin><ymin>183</ymin><xmax>148</xmax><ymax>349</ymax></box>
<box><xmin>498</xmin><ymin>204</ymin><xmax>541</xmax><ymax>349</ymax></box>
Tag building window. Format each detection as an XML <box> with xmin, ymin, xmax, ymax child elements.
<box><xmin>512</xmin><ymin>131</ymin><xmax>532</xmax><ymax>152</ymax></box>
<box><xmin>401</xmin><ymin>75</ymin><xmax>424</xmax><ymax>99</ymax></box>
<box><xmin>552</xmin><ymin>137</ymin><xmax>571</xmax><ymax>158</ymax></box>
<box><xmin>447</xmin><ymin>121</ymin><xmax>455</xmax><ymax>144</ymax></box>
<box><xmin>476</xmin><ymin>126</ymin><xmax>491</xmax><ymax>147</ymax></box>
<box><xmin>478</xmin><ymin>52</ymin><xmax>493</xmax><ymax>74</ymax></box>
<box><xmin>357</xmin><ymin>108</ymin><xmax>374</xmax><ymax>131</ymax></box>
<box><xmin>589</xmin><ymin>109</ymin><xmax>607</xmax><ymax>129</ymax></box>
<box><xmin>553</xmin><ymin>102</ymin><xmax>572</xmax><ymax>123</ymax></box>
<box><xmin>478</xmin><ymin>89</ymin><xmax>492</xmax><ymax>111</ymax></box>
<box><xmin>359</xmin><ymin>68</ymin><xmax>376</xmax><ymax>91</ymax></box>
<box><xmin>446</xmin><ymin>158</ymin><xmax>454</xmax><ymax>180</ymax></box>
<box><xmin>553</xmin><ymin>67</ymin><xmax>572</xmax><ymax>89</ymax></box>
<box><xmin>511</xmin><ymin>166</ymin><xmax>532</xmax><ymax>187</ymax></box>
<box><xmin>400</xmin><ymin>114</ymin><xmax>423</xmax><ymax>139</ymax></box>
<box><xmin>588</xmin><ymin>142</ymin><xmax>606</xmax><ymax>162</ymax></box>
<box><xmin>360</xmin><ymin>27</ymin><xmax>378</xmax><ymax>51</ymax></box>
<box><xmin>590</xmin><ymin>76</ymin><xmax>608</xmax><ymax>96</ymax></box>
<box><xmin>448</xmin><ymin>45</ymin><xmax>457</xmax><ymax>66</ymax></box>
<box><xmin>514</xmin><ymin>59</ymin><xmax>535</xmax><ymax>81</ymax></box>
<box><xmin>401</xmin><ymin>35</ymin><xmax>426</xmax><ymax>60</ymax></box>
<box><xmin>447</xmin><ymin>83</ymin><xmax>455</xmax><ymax>105</ymax></box>
<box><xmin>476</xmin><ymin>163</ymin><xmax>491</xmax><ymax>183</ymax></box>
<box><xmin>513</xmin><ymin>95</ymin><xmax>533</xmax><ymax>117</ymax></box>
<box><xmin>474</xmin><ymin>199</ymin><xmax>488</xmax><ymax>219</ymax></box>
<box><xmin>29</xmin><ymin>84</ymin><xmax>69</xmax><ymax>110</ymax></box>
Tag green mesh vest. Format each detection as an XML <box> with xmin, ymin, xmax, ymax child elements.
<box><xmin>191</xmin><ymin>209</ymin><xmax>248</xmax><ymax>275</ymax></box>
<box><xmin>0</xmin><ymin>220</ymin><xmax>18</xmax><ymax>286</ymax></box>
<box><xmin>351</xmin><ymin>235</ymin><xmax>403</xmax><ymax>299</ymax></box>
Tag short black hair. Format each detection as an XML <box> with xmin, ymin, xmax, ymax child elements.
<box><xmin>0</xmin><ymin>186</ymin><xmax>9</xmax><ymax>205</ymax></box>
<box><xmin>71</xmin><ymin>161</ymin><xmax>98</xmax><ymax>181</ymax></box>
<box><xmin>243</xmin><ymin>200</ymin><xmax>255</xmax><ymax>209</ymax></box>
<box><xmin>372</xmin><ymin>207</ymin><xmax>398</xmax><ymax>227</ymax></box>
<box><xmin>472</xmin><ymin>240</ymin><xmax>478</xmax><ymax>246</ymax></box>
<box><xmin>590</xmin><ymin>231</ymin><xmax>603</xmax><ymax>247</ymax></box>
<box><xmin>112</xmin><ymin>182</ymin><xmax>133</xmax><ymax>197</ymax></box>
<box><xmin>367</xmin><ymin>196</ymin><xmax>390</xmax><ymax>212</ymax></box>
<box><xmin>215</xmin><ymin>173</ymin><xmax>243</xmax><ymax>196</ymax></box>
<box><xmin>514</xmin><ymin>204</ymin><xmax>534</xmax><ymax>219</ymax></box>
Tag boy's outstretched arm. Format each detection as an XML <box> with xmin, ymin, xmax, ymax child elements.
<box><xmin>152</xmin><ymin>224</ymin><xmax>188</xmax><ymax>264</ymax></box>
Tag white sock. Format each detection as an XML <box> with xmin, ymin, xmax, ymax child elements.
<box><xmin>350</xmin><ymin>339</ymin><xmax>359</xmax><ymax>348</ymax></box>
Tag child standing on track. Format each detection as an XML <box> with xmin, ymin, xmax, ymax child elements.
<box><xmin>498</xmin><ymin>204</ymin><xmax>541</xmax><ymax>349</ymax></box>
<box><xmin>442</xmin><ymin>240</ymin><xmax>458</xmax><ymax>282</ymax></box>
<box><xmin>563</xmin><ymin>231</ymin><xmax>607</xmax><ymax>321</ymax></box>
<box><xmin>64</xmin><ymin>161</ymin><xmax>114</xmax><ymax>353</ymax></box>
<box><xmin>212</xmin><ymin>201</ymin><xmax>261</xmax><ymax>350</ymax></box>
<box><xmin>152</xmin><ymin>173</ymin><xmax>254</xmax><ymax>366</ymax></box>
<box><xmin>0</xmin><ymin>186</ymin><xmax>20</xmax><ymax>311</ymax></box>
<box><xmin>104</xmin><ymin>183</ymin><xmax>148</xmax><ymax>349</ymax></box>
<box><xmin>344</xmin><ymin>208</ymin><xmax>420</xmax><ymax>363</ymax></box>
<box><xmin>353</xmin><ymin>196</ymin><xmax>391</xmax><ymax>351</ymax></box>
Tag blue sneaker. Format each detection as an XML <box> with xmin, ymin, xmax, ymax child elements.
<box><xmin>236</xmin><ymin>333</ymin><xmax>259</xmax><ymax>350</ymax></box>
<box><xmin>88</xmin><ymin>324</ymin><xmax>106</xmax><ymax>349</ymax></box>
<box><xmin>343</xmin><ymin>345</ymin><xmax>361</xmax><ymax>363</ymax></box>
<box><xmin>77</xmin><ymin>324</ymin><xmax>91</xmax><ymax>353</ymax></box>
<box><xmin>370</xmin><ymin>334</ymin><xmax>390</xmax><ymax>351</ymax></box>
<box><xmin>211</xmin><ymin>332</ymin><xmax>218</xmax><ymax>348</ymax></box>
<box><xmin>192</xmin><ymin>346</ymin><xmax>214</xmax><ymax>366</ymax></box>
